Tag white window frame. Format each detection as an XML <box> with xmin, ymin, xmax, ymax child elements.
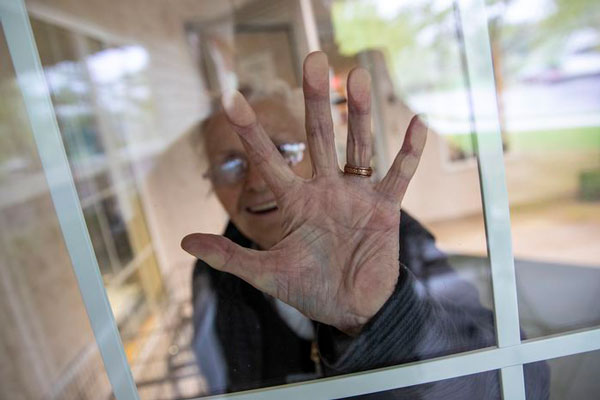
<box><xmin>2</xmin><ymin>0</ymin><xmax>599</xmax><ymax>399</ymax></box>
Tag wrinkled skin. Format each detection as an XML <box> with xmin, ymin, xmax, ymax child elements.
<box><xmin>182</xmin><ymin>52</ymin><xmax>427</xmax><ymax>336</ymax></box>
<box><xmin>202</xmin><ymin>98</ymin><xmax>313</xmax><ymax>250</ymax></box>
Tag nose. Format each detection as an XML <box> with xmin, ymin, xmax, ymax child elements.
<box><xmin>243</xmin><ymin>162</ymin><xmax>268</xmax><ymax>193</ymax></box>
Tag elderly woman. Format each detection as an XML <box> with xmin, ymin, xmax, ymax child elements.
<box><xmin>182</xmin><ymin>52</ymin><xmax>548</xmax><ymax>398</ymax></box>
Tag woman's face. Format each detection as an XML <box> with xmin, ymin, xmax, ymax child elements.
<box><xmin>203</xmin><ymin>99</ymin><xmax>312</xmax><ymax>249</ymax></box>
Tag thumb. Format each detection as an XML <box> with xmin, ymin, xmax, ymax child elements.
<box><xmin>181</xmin><ymin>233</ymin><xmax>277</xmax><ymax>293</ymax></box>
<box><xmin>181</xmin><ymin>233</ymin><xmax>233</xmax><ymax>270</ymax></box>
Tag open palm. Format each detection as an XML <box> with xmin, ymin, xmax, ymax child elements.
<box><xmin>182</xmin><ymin>52</ymin><xmax>427</xmax><ymax>336</ymax></box>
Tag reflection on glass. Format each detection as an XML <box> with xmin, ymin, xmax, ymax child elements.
<box><xmin>337</xmin><ymin>370</ymin><xmax>509</xmax><ymax>400</ymax></box>
<box><xmin>75</xmin><ymin>172</ymin><xmax>111</xmax><ymax>202</ymax></box>
<box><xmin>83</xmin><ymin>205</ymin><xmax>114</xmax><ymax>276</ymax></box>
<box><xmin>329</xmin><ymin>0</ymin><xmax>478</xmax><ymax>162</ymax></box>
<box><xmin>180</xmin><ymin>0</ymin><xmax>507</xmax><ymax>396</ymax></box>
<box><xmin>526</xmin><ymin>349</ymin><xmax>599</xmax><ymax>399</ymax></box>
<box><xmin>3</xmin><ymin>0</ymin><xmax>595</xmax><ymax>399</ymax></box>
<box><xmin>100</xmin><ymin>195</ymin><xmax>134</xmax><ymax>268</ymax></box>
<box><xmin>17</xmin><ymin>13</ymin><xmax>166</xmax><ymax>398</ymax></box>
<box><xmin>0</xmin><ymin>26</ymin><xmax>114</xmax><ymax>400</ymax></box>
<box><xmin>486</xmin><ymin>0</ymin><xmax>600</xmax><ymax>337</ymax></box>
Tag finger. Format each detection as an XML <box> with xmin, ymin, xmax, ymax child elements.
<box><xmin>376</xmin><ymin>115</ymin><xmax>427</xmax><ymax>205</ymax></box>
<box><xmin>181</xmin><ymin>233</ymin><xmax>279</xmax><ymax>296</ymax></box>
<box><xmin>346</xmin><ymin>67</ymin><xmax>372</xmax><ymax>169</ymax></box>
<box><xmin>303</xmin><ymin>51</ymin><xmax>339</xmax><ymax>176</ymax></box>
<box><xmin>222</xmin><ymin>90</ymin><xmax>299</xmax><ymax>199</ymax></box>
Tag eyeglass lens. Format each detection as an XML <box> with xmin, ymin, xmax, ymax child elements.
<box><xmin>211</xmin><ymin>142</ymin><xmax>306</xmax><ymax>186</ymax></box>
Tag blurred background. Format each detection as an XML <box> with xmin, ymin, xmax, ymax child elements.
<box><xmin>1</xmin><ymin>0</ymin><xmax>599</xmax><ymax>399</ymax></box>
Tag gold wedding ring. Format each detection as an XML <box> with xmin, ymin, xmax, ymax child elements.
<box><xmin>344</xmin><ymin>164</ymin><xmax>373</xmax><ymax>177</ymax></box>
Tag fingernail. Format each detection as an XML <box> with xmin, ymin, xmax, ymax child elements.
<box><xmin>181</xmin><ymin>235</ymin><xmax>226</xmax><ymax>269</ymax></box>
<box><xmin>303</xmin><ymin>51</ymin><xmax>329</xmax><ymax>91</ymax></box>
<box><xmin>416</xmin><ymin>113</ymin><xmax>429</xmax><ymax>128</ymax></box>
<box><xmin>181</xmin><ymin>234</ymin><xmax>198</xmax><ymax>254</ymax></box>
<box><xmin>413</xmin><ymin>114</ymin><xmax>429</xmax><ymax>148</ymax></box>
<box><xmin>222</xmin><ymin>90</ymin><xmax>255</xmax><ymax>127</ymax></box>
<box><xmin>348</xmin><ymin>68</ymin><xmax>371</xmax><ymax>111</ymax></box>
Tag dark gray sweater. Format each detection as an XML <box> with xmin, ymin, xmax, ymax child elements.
<box><xmin>191</xmin><ymin>213</ymin><xmax>549</xmax><ymax>398</ymax></box>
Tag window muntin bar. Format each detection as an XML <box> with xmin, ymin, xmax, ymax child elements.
<box><xmin>196</xmin><ymin>327</ymin><xmax>600</xmax><ymax>400</ymax></box>
<box><xmin>2</xmin><ymin>0</ymin><xmax>599</xmax><ymax>399</ymax></box>
<box><xmin>457</xmin><ymin>0</ymin><xmax>525</xmax><ymax>398</ymax></box>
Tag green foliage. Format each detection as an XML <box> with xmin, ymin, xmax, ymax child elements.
<box><xmin>331</xmin><ymin>2</ymin><xmax>416</xmax><ymax>56</ymax></box>
<box><xmin>446</xmin><ymin>126</ymin><xmax>600</xmax><ymax>153</ymax></box>
<box><xmin>331</xmin><ymin>1</ymin><xmax>460</xmax><ymax>90</ymax></box>
<box><xmin>544</xmin><ymin>0</ymin><xmax>600</xmax><ymax>33</ymax></box>
<box><xmin>331</xmin><ymin>0</ymin><xmax>600</xmax><ymax>87</ymax></box>
<box><xmin>579</xmin><ymin>168</ymin><xmax>600</xmax><ymax>201</ymax></box>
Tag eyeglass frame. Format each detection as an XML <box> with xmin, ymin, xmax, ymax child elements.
<box><xmin>203</xmin><ymin>142</ymin><xmax>307</xmax><ymax>186</ymax></box>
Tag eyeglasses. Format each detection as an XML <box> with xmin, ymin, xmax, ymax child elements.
<box><xmin>205</xmin><ymin>142</ymin><xmax>306</xmax><ymax>186</ymax></box>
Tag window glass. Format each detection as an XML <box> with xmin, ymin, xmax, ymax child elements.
<box><xmin>13</xmin><ymin>0</ymin><xmax>498</xmax><ymax>396</ymax></box>
<box><xmin>83</xmin><ymin>204</ymin><xmax>114</xmax><ymax>276</ymax></box>
<box><xmin>336</xmin><ymin>370</ymin><xmax>504</xmax><ymax>400</ymax></box>
<box><xmin>324</xmin><ymin>0</ymin><xmax>478</xmax><ymax>162</ymax></box>
<box><xmin>482</xmin><ymin>0</ymin><xmax>600</xmax><ymax>337</ymax></box>
<box><xmin>22</xmin><ymin>13</ymin><xmax>167</xmax><ymax>394</ymax></box>
<box><xmin>6</xmin><ymin>0</ymin><xmax>597</xmax><ymax>398</ymax></box>
<box><xmin>184</xmin><ymin>0</ymin><xmax>498</xmax><ymax>394</ymax></box>
<box><xmin>0</xmin><ymin>24</ymin><xmax>114</xmax><ymax>400</ymax></box>
<box><xmin>99</xmin><ymin>194</ymin><xmax>134</xmax><ymax>267</ymax></box>
<box><xmin>525</xmin><ymin>349</ymin><xmax>600</xmax><ymax>399</ymax></box>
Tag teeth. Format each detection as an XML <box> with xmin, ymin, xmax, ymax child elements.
<box><xmin>249</xmin><ymin>200</ymin><xmax>277</xmax><ymax>212</ymax></box>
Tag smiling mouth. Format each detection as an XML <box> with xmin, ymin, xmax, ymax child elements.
<box><xmin>246</xmin><ymin>200</ymin><xmax>278</xmax><ymax>215</ymax></box>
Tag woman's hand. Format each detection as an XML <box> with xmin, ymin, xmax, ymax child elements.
<box><xmin>182</xmin><ymin>51</ymin><xmax>427</xmax><ymax>336</ymax></box>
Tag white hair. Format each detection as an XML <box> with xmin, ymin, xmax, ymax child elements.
<box><xmin>197</xmin><ymin>79</ymin><xmax>305</xmax><ymax>145</ymax></box>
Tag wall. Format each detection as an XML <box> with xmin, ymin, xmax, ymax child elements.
<box><xmin>379</xmin><ymin>96</ymin><xmax>599</xmax><ymax>224</ymax></box>
<box><xmin>0</xmin><ymin>0</ymin><xmax>234</xmax><ymax>397</ymax></box>
<box><xmin>25</xmin><ymin>0</ymin><xmax>232</xmax><ymax>287</ymax></box>
<box><xmin>0</xmin><ymin>26</ymin><xmax>111</xmax><ymax>399</ymax></box>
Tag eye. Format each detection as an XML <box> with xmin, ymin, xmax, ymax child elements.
<box><xmin>221</xmin><ymin>157</ymin><xmax>244</xmax><ymax>172</ymax></box>
<box><xmin>277</xmin><ymin>142</ymin><xmax>306</xmax><ymax>165</ymax></box>
<box><xmin>215</xmin><ymin>156</ymin><xmax>247</xmax><ymax>185</ymax></box>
